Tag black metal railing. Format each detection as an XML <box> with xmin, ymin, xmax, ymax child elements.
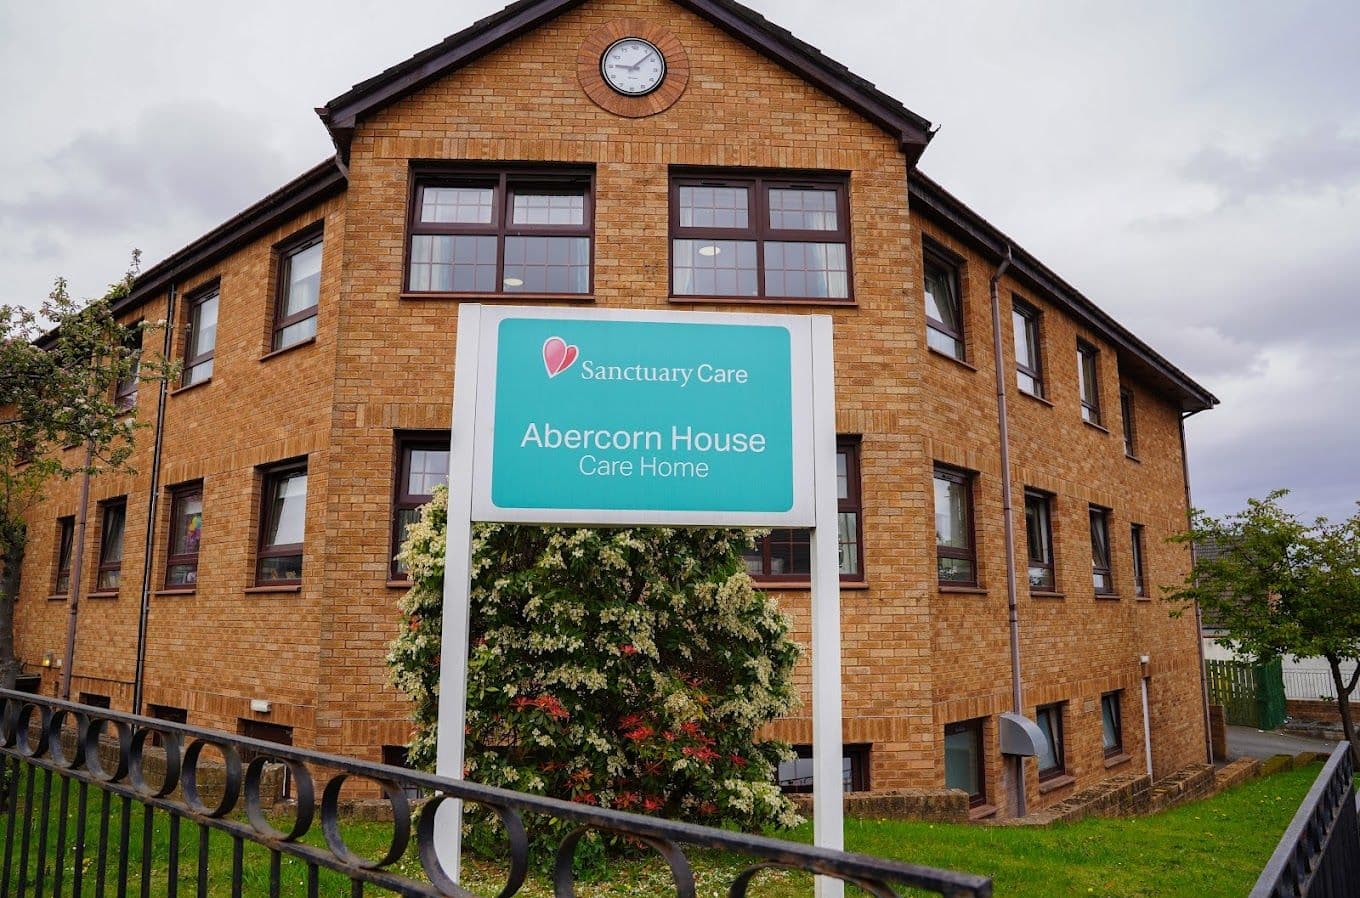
<box><xmin>1250</xmin><ymin>741</ymin><xmax>1360</xmax><ymax>898</ymax></box>
<box><xmin>0</xmin><ymin>689</ymin><xmax>992</xmax><ymax>897</ymax></box>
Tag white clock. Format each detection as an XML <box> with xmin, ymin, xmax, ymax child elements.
<box><xmin>600</xmin><ymin>37</ymin><xmax>666</xmax><ymax>97</ymax></box>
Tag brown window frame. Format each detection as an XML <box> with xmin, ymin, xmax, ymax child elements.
<box><xmin>79</xmin><ymin>692</ymin><xmax>111</xmax><ymax>709</ymax></box>
<box><xmin>256</xmin><ymin>459</ymin><xmax>308</xmax><ymax>587</ymax></box>
<box><xmin>923</xmin><ymin>241</ymin><xmax>965</xmax><ymax>360</ymax></box>
<box><xmin>668</xmin><ymin>170</ymin><xmax>853</xmax><ymax>302</ymax></box>
<box><xmin>165</xmin><ymin>482</ymin><xmax>204</xmax><ymax>588</ymax></box>
<box><xmin>1131</xmin><ymin>523</ymin><xmax>1147</xmax><ymax>598</ymax></box>
<box><xmin>743</xmin><ymin>436</ymin><xmax>864</xmax><ymax>583</ymax></box>
<box><xmin>391</xmin><ymin>431</ymin><xmax>452</xmax><ymax>580</ymax></box>
<box><xmin>934</xmin><ymin>463</ymin><xmax>977</xmax><ymax>587</ymax></box>
<box><xmin>182</xmin><ymin>282</ymin><xmax>219</xmax><ymax>386</ymax></box>
<box><xmin>272</xmin><ymin>226</ymin><xmax>324</xmax><ymax>351</ymax></box>
<box><xmin>1035</xmin><ymin>702</ymin><xmax>1066</xmax><ymax>781</ymax></box>
<box><xmin>1120</xmin><ymin>387</ymin><xmax>1137</xmax><ymax>457</ymax></box>
<box><xmin>1101</xmin><ymin>691</ymin><xmax>1124</xmax><ymax>757</ymax></box>
<box><xmin>54</xmin><ymin>516</ymin><xmax>75</xmax><ymax>597</ymax></box>
<box><xmin>1090</xmin><ymin>505</ymin><xmax>1115</xmax><ymax>596</ymax></box>
<box><xmin>1013</xmin><ymin>298</ymin><xmax>1044</xmax><ymax>397</ymax></box>
<box><xmin>114</xmin><ymin>323</ymin><xmax>143</xmax><ymax>411</ymax></box>
<box><xmin>776</xmin><ymin>742</ymin><xmax>871</xmax><ymax>794</ymax></box>
<box><xmin>1024</xmin><ymin>489</ymin><xmax>1056</xmax><ymax>592</ymax></box>
<box><xmin>94</xmin><ymin>497</ymin><xmax>127</xmax><ymax>593</ymax></box>
<box><xmin>944</xmin><ymin>718</ymin><xmax>987</xmax><ymax>807</ymax></box>
<box><xmin>1078</xmin><ymin>340</ymin><xmax>1102</xmax><ymax>425</ymax></box>
<box><xmin>404</xmin><ymin>166</ymin><xmax>595</xmax><ymax>297</ymax></box>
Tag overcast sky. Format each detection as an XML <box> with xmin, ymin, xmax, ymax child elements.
<box><xmin>2</xmin><ymin>1</ymin><xmax>1356</xmax><ymax>522</ymax></box>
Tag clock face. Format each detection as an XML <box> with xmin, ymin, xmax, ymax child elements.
<box><xmin>601</xmin><ymin>37</ymin><xmax>666</xmax><ymax>97</ymax></box>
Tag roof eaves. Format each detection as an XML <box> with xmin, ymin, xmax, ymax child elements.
<box><xmin>908</xmin><ymin>169</ymin><xmax>1218</xmax><ymax>413</ymax></box>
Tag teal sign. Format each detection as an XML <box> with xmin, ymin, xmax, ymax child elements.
<box><xmin>488</xmin><ymin>317</ymin><xmax>796</xmax><ymax>514</ymax></box>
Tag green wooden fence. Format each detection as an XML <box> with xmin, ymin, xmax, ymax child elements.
<box><xmin>1206</xmin><ymin>657</ymin><xmax>1287</xmax><ymax>729</ymax></box>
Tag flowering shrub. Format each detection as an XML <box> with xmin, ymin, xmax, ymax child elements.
<box><xmin>388</xmin><ymin>485</ymin><xmax>803</xmax><ymax>845</ymax></box>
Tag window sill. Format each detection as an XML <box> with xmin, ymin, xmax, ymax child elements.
<box><xmin>667</xmin><ymin>295</ymin><xmax>857</xmax><ymax>308</ymax></box>
<box><xmin>87</xmin><ymin>591</ymin><xmax>119</xmax><ymax>600</ymax></box>
<box><xmin>750</xmin><ymin>580</ymin><xmax>871</xmax><ymax>591</ymax></box>
<box><xmin>1030</xmin><ymin>590</ymin><xmax>1066</xmax><ymax>600</ymax></box>
<box><xmin>154</xmin><ymin>588</ymin><xmax>197</xmax><ymax>597</ymax></box>
<box><xmin>927</xmin><ymin>346</ymin><xmax>977</xmax><ymax>372</ymax></box>
<box><xmin>1018</xmin><ymin>389</ymin><xmax>1054</xmax><ymax>408</ymax></box>
<box><xmin>401</xmin><ymin>292</ymin><xmax>595</xmax><ymax>303</ymax></box>
<box><xmin>47</xmin><ymin>594</ymin><xmax>68</xmax><ymax>602</ymax></box>
<box><xmin>387</xmin><ymin>579</ymin><xmax>413</xmax><ymax>589</ymax></box>
<box><xmin>968</xmin><ymin>803</ymin><xmax>998</xmax><ymax>821</ymax></box>
<box><xmin>1038</xmin><ymin>774</ymin><xmax>1075</xmax><ymax>794</ymax></box>
<box><xmin>1134</xmin><ymin>593</ymin><xmax>1150</xmax><ymax>601</ymax></box>
<box><xmin>939</xmin><ymin>584</ymin><xmax>987</xmax><ymax>595</ymax></box>
<box><xmin>1104</xmin><ymin>752</ymin><xmax>1132</xmax><ymax>769</ymax></box>
<box><xmin>1095</xmin><ymin>592</ymin><xmax>1122</xmax><ymax>601</ymax></box>
<box><xmin>260</xmin><ymin>337</ymin><xmax>316</xmax><ymax>363</ymax></box>
<box><xmin>170</xmin><ymin>378</ymin><xmax>212</xmax><ymax>397</ymax></box>
<box><xmin>1083</xmin><ymin>420</ymin><xmax>1110</xmax><ymax>435</ymax></box>
<box><xmin>244</xmin><ymin>584</ymin><xmax>302</xmax><ymax>595</ymax></box>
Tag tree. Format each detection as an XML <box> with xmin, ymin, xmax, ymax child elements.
<box><xmin>0</xmin><ymin>254</ymin><xmax>171</xmax><ymax>689</ymax></box>
<box><xmin>387</xmin><ymin>485</ymin><xmax>803</xmax><ymax>849</ymax></box>
<box><xmin>1167</xmin><ymin>491</ymin><xmax>1360</xmax><ymax>764</ymax></box>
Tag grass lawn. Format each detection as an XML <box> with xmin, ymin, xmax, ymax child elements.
<box><xmin>3</xmin><ymin>762</ymin><xmax>1316</xmax><ymax>897</ymax></box>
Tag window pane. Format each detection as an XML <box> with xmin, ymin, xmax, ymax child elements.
<box><xmin>678</xmin><ymin>185</ymin><xmax>749</xmax><ymax>229</ymax></box>
<box><xmin>1101</xmin><ymin>696</ymin><xmax>1120</xmax><ymax>751</ymax></box>
<box><xmin>393</xmin><ymin>507</ymin><xmax>422</xmax><ymax>575</ymax></box>
<box><xmin>1025</xmin><ymin>495</ymin><xmax>1055</xmax><ymax>590</ymax></box>
<box><xmin>673</xmin><ymin>239</ymin><xmax>758</xmax><ymax>296</ymax></box>
<box><xmin>836</xmin><ymin>451</ymin><xmax>850</xmax><ymax>500</ymax></box>
<box><xmin>189</xmin><ymin>293</ymin><xmax>218</xmax><ymax>360</ymax></box>
<box><xmin>1013</xmin><ymin>309</ymin><xmax>1034</xmax><ymax>370</ymax></box>
<box><xmin>924</xmin><ymin>262</ymin><xmax>960</xmax><ymax>332</ymax></box>
<box><xmin>275</xmin><ymin>316</ymin><xmax>317</xmax><ymax>350</ymax></box>
<box><xmin>767</xmin><ymin>528</ymin><xmax>811</xmax><ymax>576</ymax></box>
<box><xmin>409</xmin><ymin>235</ymin><xmax>498</xmax><ymax>293</ymax></box>
<box><xmin>166</xmin><ymin>564</ymin><xmax>197</xmax><ymax>587</ymax></box>
<box><xmin>768</xmin><ymin>188</ymin><xmax>839</xmax><ymax>231</ymax></box>
<box><xmin>511</xmin><ymin>191</ymin><xmax>585</xmax><ymax>226</ymax></box>
<box><xmin>944</xmin><ymin>725</ymin><xmax>980</xmax><ymax>797</ymax></box>
<box><xmin>421</xmin><ymin>187</ymin><xmax>493</xmax><ymax>224</ymax></box>
<box><xmin>927</xmin><ymin>327</ymin><xmax>964</xmax><ymax>359</ymax></box>
<box><xmin>171</xmin><ymin>495</ymin><xmax>203</xmax><ymax>557</ymax></box>
<box><xmin>764</xmin><ymin>242</ymin><xmax>848</xmax><ymax>299</ymax></box>
<box><xmin>282</xmin><ymin>241</ymin><xmax>323</xmax><ymax>318</ymax></box>
<box><xmin>185</xmin><ymin>358</ymin><xmax>213</xmax><ymax>386</ymax></box>
<box><xmin>837</xmin><ymin>512</ymin><xmax>859</xmax><ymax>576</ymax></box>
<box><xmin>503</xmin><ymin>236</ymin><xmax>590</xmax><ymax>293</ymax></box>
<box><xmin>934</xmin><ymin>475</ymin><xmax>970</xmax><ymax>550</ymax></box>
<box><xmin>101</xmin><ymin>505</ymin><xmax>125</xmax><ymax>567</ymax></box>
<box><xmin>1017</xmin><ymin>370</ymin><xmax>1038</xmax><ymax>395</ymax></box>
<box><xmin>938</xmin><ymin>557</ymin><xmax>976</xmax><ymax>583</ymax></box>
<box><xmin>407</xmin><ymin>449</ymin><xmax>451</xmax><ymax>497</ymax></box>
<box><xmin>264</xmin><ymin>472</ymin><xmax>307</xmax><ymax>548</ymax></box>
<box><xmin>1036</xmin><ymin>709</ymin><xmax>1060</xmax><ymax>773</ymax></box>
<box><xmin>742</xmin><ymin>547</ymin><xmax>763</xmax><ymax>576</ymax></box>
<box><xmin>1090</xmin><ymin>511</ymin><xmax>1109</xmax><ymax>567</ymax></box>
<box><xmin>257</xmin><ymin>554</ymin><xmax>303</xmax><ymax>584</ymax></box>
<box><xmin>56</xmin><ymin>520</ymin><xmax>74</xmax><ymax>594</ymax></box>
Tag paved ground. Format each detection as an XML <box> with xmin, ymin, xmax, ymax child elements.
<box><xmin>1226</xmin><ymin>724</ymin><xmax>1340</xmax><ymax>760</ymax></box>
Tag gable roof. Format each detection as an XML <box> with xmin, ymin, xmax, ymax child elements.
<box><xmin>316</xmin><ymin>0</ymin><xmax>934</xmax><ymax>163</ymax></box>
<box><xmin>908</xmin><ymin>170</ymin><xmax>1218</xmax><ymax>414</ymax></box>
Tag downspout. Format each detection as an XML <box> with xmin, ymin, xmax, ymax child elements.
<box><xmin>988</xmin><ymin>246</ymin><xmax>1025</xmax><ymax>816</ymax></box>
<box><xmin>59</xmin><ymin>441</ymin><xmax>94</xmax><ymax>699</ymax></box>
<box><xmin>132</xmin><ymin>285</ymin><xmax>176</xmax><ymax>715</ymax></box>
<box><xmin>1140</xmin><ymin>657</ymin><xmax>1154</xmax><ymax>777</ymax></box>
<box><xmin>1180</xmin><ymin>409</ymin><xmax>1214</xmax><ymax>763</ymax></box>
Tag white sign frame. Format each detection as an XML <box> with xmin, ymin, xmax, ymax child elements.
<box><xmin>435</xmin><ymin>304</ymin><xmax>845</xmax><ymax>898</ymax></box>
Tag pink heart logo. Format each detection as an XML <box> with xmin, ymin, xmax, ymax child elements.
<box><xmin>542</xmin><ymin>336</ymin><xmax>579</xmax><ymax>378</ymax></box>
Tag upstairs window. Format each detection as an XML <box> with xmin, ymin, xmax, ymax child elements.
<box><xmin>742</xmin><ymin>437</ymin><xmax>863</xmax><ymax>582</ymax></box>
<box><xmin>114</xmin><ymin>324</ymin><xmax>142</xmax><ymax>411</ymax></box>
<box><xmin>1090</xmin><ymin>505</ymin><xmax>1114</xmax><ymax>595</ymax></box>
<box><xmin>670</xmin><ymin>173</ymin><xmax>851</xmax><ymax>301</ymax></box>
<box><xmin>257</xmin><ymin>460</ymin><xmax>307</xmax><ymax>585</ymax></box>
<box><xmin>1131</xmin><ymin>524</ymin><xmax>1147</xmax><ymax>598</ymax></box>
<box><xmin>392</xmin><ymin>433</ymin><xmax>451</xmax><ymax>579</ymax></box>
<box><xmin>924</xmin><ymin>246</ymin><xmax>965</xmax><ymax>360</ymax></box>
<box><xmin>1078</xmin><ymin>341</ymin><xmax>1101</xmax><ymax>425</ymax></box>
<box><xmin>1024</xmin><ymin>490</ymin><xmax>1056</xmax><ymax>591</ymax></box>
<box><xmin>934</xmin><ymin>464</ymin><xmax>976</xmax><ymax>586</ymax></box>
<box><xmin>166</xmin><ymin>483</ymin><xmax>203</xmax><ymax>587</ymax></box>
<box><xmin>54</xmin><ymin>516</ymin><xmax>75</xmax><ymax>596</ymax></box>
<box><xmin>407</xmin><ymin>170</ymin><xmax>593</xmax><ymax>296</ymax></box>
<box><xmin>1013</xmin><ymin>299</ymin><xmax>1044</xmax><ymax>397</ymax></box>
<box><xmin>94</xmin><ymin>498</ymin><xmax>127</xmax><ymax>592</ymax></box>
<box><xmin>183</xmin><ymin>285</ymin><xmax>219</xmax><ymax>386</ymax></box>
<box><xmin>273</xmin><ymin>229</ymin><xmax>323</xmax><ymax>351</ymax></box>
<box><xmin>1120</xmin><ymin>387</ymin><xmax>1137</xmax><ymax>456</ymax></box>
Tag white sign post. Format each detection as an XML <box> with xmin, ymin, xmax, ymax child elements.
<box><xmin>435</xmin><ymin>304</ymin><xmax>844</xmax><ymax>898</ymax></box>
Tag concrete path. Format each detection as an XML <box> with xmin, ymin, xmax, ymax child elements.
<box><xmin>1226</xmin><ymin>724</ymin><xmax>1340</xmax><ymax>760</ymax></box>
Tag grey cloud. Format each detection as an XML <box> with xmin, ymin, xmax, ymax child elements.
<box><xmin>1181</xmin><ymin>127</ymin><xmax>1360</xmax><ymax>203</ymax></box>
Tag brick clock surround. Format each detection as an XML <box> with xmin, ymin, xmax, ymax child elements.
<box><xmin>13</xmin><ymin>0</ymin><xmax>1217</xmax><ymax>820</ymax></box>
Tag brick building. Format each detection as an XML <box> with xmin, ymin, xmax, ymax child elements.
<box><xmin>13</xmin><ymin>0</ymin><xmax>1218</xmax><ymax>818</ymax></box>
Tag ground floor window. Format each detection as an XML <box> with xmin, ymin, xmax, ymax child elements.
<box><xmin>1101</xmin><ymin>691</ymin><xmax>1124</xmax><ymax>757</ymax></box>
<box><xmin>776</xmin><ymin>743</ymin><xmax>870</xmax><ymax>793</ymax></box>
<box><xmin>1035</xmin><ymin>703</ymin><xmax>1066</xmax><ymax>780</ymax></box>
<box><xmin>238</xmin><ymin>719</ymin><xmax>296</xmax><ymax>798</ymax></box>
<box><xmin>944</xmin><ymin>718</ymin><xmax>986</xmax><ymax>806</ymax></box>
<box><xmin>79</xmin><ymin>692</ymin><xmax>111</xmax><ymax>709</ymax></box>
